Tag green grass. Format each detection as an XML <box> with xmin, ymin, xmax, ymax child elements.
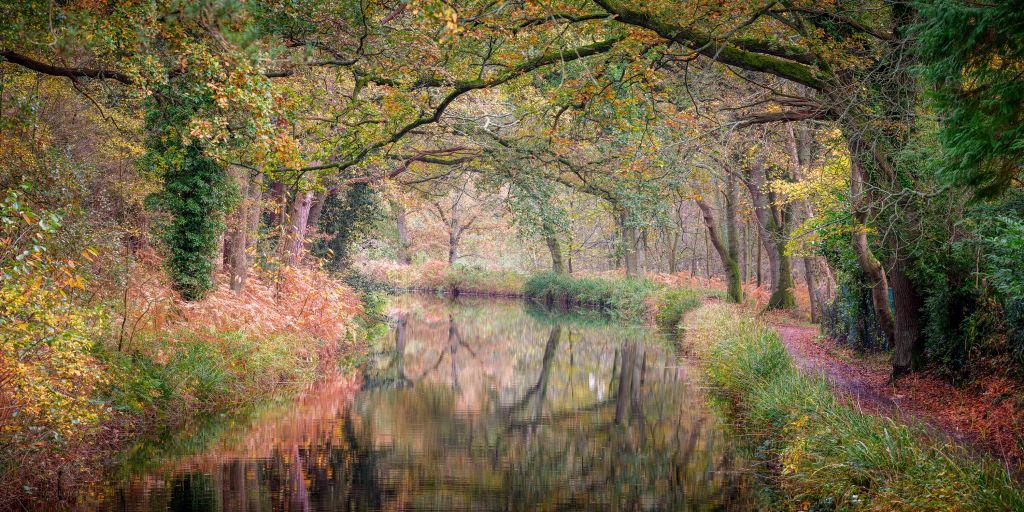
<box><xmin>524</xmin><ymin>272</ymin><xmax>663</xmax><ymax>322</ymax></box>
<box><xmin>442</xmin><ymin>265</ymin><xmax>526</xmax><ymax>296</ymax></box>
<box><xmin>655</xmin><ymin>287</ymin><xmax>703</xmax><ymax>331</ymax></box>
<box><xmin>99</xmin><ymin>329</ymin><xmax>321</xmax><ymax>428</ymax></box>
<box><xmin>685</xmin><ymin>305</ymin><xmax>1024</xmax><ymax>511</ymax></box>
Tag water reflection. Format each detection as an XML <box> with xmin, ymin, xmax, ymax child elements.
<box><xmin>86</xmin><ymin>295</ymin><xmax>751</xmax><ymax>511</ymax></box>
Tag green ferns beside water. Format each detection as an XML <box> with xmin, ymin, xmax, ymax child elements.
<box><xmin>685</xmin><ymin>305</ymin><xmax>1024</xmax><ymax>511</ymax></box>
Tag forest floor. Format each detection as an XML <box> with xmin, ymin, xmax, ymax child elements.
<box><xmin>769</xmin><ymin>315</ymin><xmax>1024</xmax><ymax>471</ymax></box>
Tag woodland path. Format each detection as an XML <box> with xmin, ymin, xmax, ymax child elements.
<box><xmin>773</xmin><ymin>322</ymin><xmax>1024</xmax><ymax>470</ymax></box>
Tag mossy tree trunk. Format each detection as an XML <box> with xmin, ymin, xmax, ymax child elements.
<box><xmin>695</xmin><ymin>178</ymin><xmax>743</xmax><ymax>303</ymax></box>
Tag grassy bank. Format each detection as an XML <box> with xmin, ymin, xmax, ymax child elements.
<box><xmin>524</xmin><ymin>272</ymin><xmax>704</xmax><ymax>326</ymax></box>
<box><xmin>683</xmin><ymin>304</ymin><xmax>1024</xmax><ymax>511</ymax></box>
<box><xmin>360</xmin><ymin>262</ymin><xmax>708</xmax><ymax>326</ymax></box>
<box><xmin>358</xmin><ymin>260</ymin><xmax>526</xmax><ymax>296</ymax></box>
<box><xmin>1</xmin><ymin>263</ymin><xmax>371</xmax><ymax>507</ymax></box>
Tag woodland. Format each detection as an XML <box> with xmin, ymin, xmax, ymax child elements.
<box><xmin>2</xmin><ymin>0</ymin><xmax>1024</xmax><ymax>509</ymax></box>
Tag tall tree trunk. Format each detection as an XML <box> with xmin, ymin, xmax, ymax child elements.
<box><xmin>772</xmin><ymin>243</ymin><xmax>796</xmax><ymax>309</ymax></box>
<box><xmin>723</xmin><ymin>173</ymin><xmax>744</xmax><ymax>302</ymax></box>
<box><xmin>545</xmin><ymin>234</ymin><xmax>565</xmax><ymax>273</ymax></box>
<box><xmin>447</xmin><ymin>212</ymin><xmax>461</xmax><ymax>265</ymax></box>
<box><xmin>890</xmin><ymin>258</ymin><xmax>924</xmax><ymax>376</ymax></box>
<box><xmin>619</xmin><ymin>209</ymin><xmax>638</xmax><ymax>277</ymax></box>
<box><xmin>283</xmin><ymin>191</ymin><xmax>313</xmax><ymax>266</ymax></box>
<box><xmin>756</xmin><ymin>234</ymin><xmax>762</xmax><ymax>288</ymax></box>
<box><xmin>741</xmin><ymin>221</ymin><xmax>749</xmax><ymax>283</ymax></box>
<box><xmin>392</xmin><ymin>198</ymin><xmax>411</xmax><ymax>264</ymax></box>
<box><xmin>224</xmin><ymin>166</ymin><xmax>250</xmax><ymax>292</ymax></box>
<box><xmin>304</xmin><ymin>190</ymin><xmax>329</xmax><ymax>250</ymax></box>
<box><xmin>695</xmin><ymin>193</ymin><xmax>743</xmax><ymax>303</ymax></box>
<box><xmin>743</xmin><ymin>160</ymin><xmax>795</xmax><ymax>309</ymax></box>
<box><xmin>786</xmin><ymin>121</ymin><xmax>831</xmax><ymax>322</ymax></box>
<box><xmin>803</xmin><ymin>255</ymin><xmax>821</xmax><ymax>323</ymax></box>
<box><xmin>447</xmin><ymin>233</ymin><xmax>459</xmax><ymax>264</ymax></box>
<box><xmin>848</xmin><ymin>141</ymin><xmax>896</xmax><ymax>347</ymax></box>
<box><xmin>667</xmin><ymin>228</ymin><xmax>679</xmax><ymax>274</ymax></box>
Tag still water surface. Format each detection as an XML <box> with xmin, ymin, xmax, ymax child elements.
<box><xmin>88</xmin><ymin>294</ymin><xmax>751</xmax><ymax>511</ymax></box>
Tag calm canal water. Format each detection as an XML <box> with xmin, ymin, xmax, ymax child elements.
<box><xmin>84</xmin><ymin>294</ymin><xmax>752</xmax><ymax>511</ymax></box>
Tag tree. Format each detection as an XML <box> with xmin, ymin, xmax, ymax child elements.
<box><xmin>143</xmin><ymin>80</ymin><xmax>235</xmax><ymax>301</ymax></box>
<box><xmin>694</xmin><ymin>173</ymin><xmax>744</xmax><ymax>304</ymax></box>
<box><xmin>918</xmin><ymin>0</ymin><xmax>1024</xmax><ymax>197</ymax></box>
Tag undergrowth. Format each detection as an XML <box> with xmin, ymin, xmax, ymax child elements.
<box><xmin>684</xmin><ymin>304</ymin><xmax>1024</xmax><ymax>511</ymax></box>
<box><xmin>358</xmin><ymin>260</ymin><xmax>525</xmax><ymax>296</ymax></box>
<box><xmin>99</xmin><ymin>329</ymin><xmax>321</xmax><ymax>430</ymax></box>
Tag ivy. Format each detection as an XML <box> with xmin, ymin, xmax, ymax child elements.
<box><xmin>313</xmin><ymin>183</ymin><xmax>383</xmax><ymax>271</ymax></box>
<box><xmin>142</xmin><ymin>80</ymin><xmax>235</xmax><ymax>301</ymax></box>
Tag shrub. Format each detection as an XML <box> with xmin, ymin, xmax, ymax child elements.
<box><xmin>524</xmin><ymin>272</ymin><xmax>661</xmax><ymax>322</ymax></box>
<box><xmin>0</xmin><ymin>191</ymin><xmax>111</xmax><ymax>503</ymax></box>
<box><xmin>102</xmin><ymin>329</ymin><xmax>319</xmax><ymax>428</ymax></box>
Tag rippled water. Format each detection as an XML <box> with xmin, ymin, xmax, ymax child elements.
<box><xmin>84</xmin><ymin>294</ymin><xmax>752</xmax><ymax>511</ymax></box>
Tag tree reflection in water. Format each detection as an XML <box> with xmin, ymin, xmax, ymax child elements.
<box><xmin>88</xmin><ymin>295</ymin><xmax>752</xmax><ymax>511</ymax></box>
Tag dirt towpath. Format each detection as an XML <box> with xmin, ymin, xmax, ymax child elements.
<box><xmin>773</xmin><ymin>322</ymin><xmax>1024</xmax><ymax>469</ymax></box>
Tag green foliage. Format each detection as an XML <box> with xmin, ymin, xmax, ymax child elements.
<box><xmin>918</xmin><ymin>0</ymin><xmax>1024</xmax><ymax>197</ymax></box>
<box><xmin>315</xmin><ymin>183</ymin><xmax>384</xmax><ymax>271</ymax></box>
<box><xmin>524</xmin><ymin>272</ymin><xmax>661</xmax><ymax>322</ymax></box>
<box><xmin>688</xmin><ymin>306</ymin><xmax>1024</xmax><ymax>511</ymax></box>
<box><xmin>100</xmin><ymin>329</ymin><xmax>319</xmax><ymax>424</ymax></box>
<box><xmin>655</xmin><ymin>288</ymin><xmax>702</xmax><ymax>331</ymax></box>
<box><xmin>143</xmin><ymin>80</ymin><xmax>235</xmax><ymax>301</ymax></box>
<box><xmin>822</xmin><ymin>279</ymin><xmax>889</xmax><ymax>353</ymax></box>
<box><xmin>0</xmin><ymin>188</ymin><xmax>110</xmax><ymax>501</ymax></box>
<box><xmin>441</xmin><ymin>265</ymin><xmax>526</xmax><ymax>296</ymax></box>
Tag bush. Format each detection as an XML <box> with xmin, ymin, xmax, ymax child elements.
<box><xmin>524</xmin><ymin>272</ymin><xmax>662</xmax><ymax>322</ymax></box>
<box><xmin>102</xmin><ymin>329</ymin><xmax>319</xmax><ymax>427</ymax></box>
<box><xmin>686</xmin><ymin>305</ymin><xmax>1024</xmax><ymax>511</ymax></box>
<box><xmin>0</xmin><ymin>191</ymin><xmax>110</xmax><ymax>503</ymax></box>
<box><xmin>356</xmin><ymin>260</ymin><xmax>525</xmax><ymax>296</ymax></box>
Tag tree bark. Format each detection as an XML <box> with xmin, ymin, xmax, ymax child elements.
<box><xmin>448</xmin><ymin>230</ymin><xmax>459</xmax><ymax>264</ymax></box>
<box><xmin>283</xmin><ymin>191</ymin><xmax>313</xmax><ymax>266</ymax></box>
<box><xmin>304</xmin><ymin>190</ymin><xmax>329</xmax><ymax>251</ymax></box>
<box><xmin>545</xmin><ymin>233</ymin><xmax>565</xmax><ymax>273</ymax></box>
<box><xmin>667</xmin><ymin>227</ymin><xmax>679</xmax><ymax>274</ymax></box>
<box><xmin>743</xmin><ymin>160</ymin><xmax>795</xmax><ymax>309</ymax></box>
<box><xmin>803</xmin><ymin>255</ymin><xmax>821</xmax><ymax>323</ymax></box>
<box><xmin>723</xmin><ymin>173</ymin><xmax>744</xmax><ymax>302</ymax></box>
<box><xmin>393</xmin><ymin>198</ymin><xmax>412</xmax><ymax>264</ymax></box>
<box><xmin>890</xmin><ymin>258</ymin><xmax>924</xmax><ymax>376</ymax></box>
<box><xmin>619</xmin><ymin>208</ymin><xmax>639</xmax><ymax>277</ymax></box>
<box><xmin>695</xmin><ymin>191</ymin><xmax>743</xmax><ymax>303</ymax></box>
<box><xmin>848</xmin><ymin>141</ymin><xmax>896</xmax><ymax>347</ymax></box>
<box><xmin>224</xmin><ymin>166</ymin><xmax>250</xmax><ymax>292</ymax></box>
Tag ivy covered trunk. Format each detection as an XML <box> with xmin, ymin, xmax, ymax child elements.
<box><xmin>144</xmin><ymin>82</ymin><xmax>234</xmax><ymax>301</ymax></box>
